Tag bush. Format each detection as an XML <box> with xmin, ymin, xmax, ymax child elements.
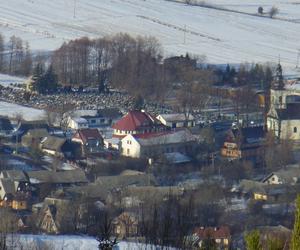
<box><xmin>269</xmin><ymin>6</ymin><xmax>279</xmax><ymax>18</ymax></box>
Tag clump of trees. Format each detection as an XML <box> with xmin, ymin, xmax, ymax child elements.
<box><xmin>269</xmin><ymin>6</ymin><xmax>279</xmax><ymax>18</ymax></box>
<box><xmin>0</xmin><ymin>33</ymin><xmax>32</xmax><ymax>76</ymax></box>
<box><xmin>27</xmin><ymin>63</ymin><xmax>58</xmax><ymax>94</ymax></box>
<box><xmin>216</xmin><ymin>63</ymin><xmax>273</xmax><ymax>88</ymax></box>
<box><xmin>51</xmin><ymin>34</ymin><xmax>165</xmax><ymax>100</ymax></box>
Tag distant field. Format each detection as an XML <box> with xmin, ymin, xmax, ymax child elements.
<box><xmin>0</xmin><ymin>0</ymin><xmax>300</xmax><ymax>70</ymax></box>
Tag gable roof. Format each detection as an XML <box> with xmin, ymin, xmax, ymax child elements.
<box><xmin>0</xmin><ymin>179</ymin><xmax>16</xmax><ymax>195</ymax></box>
<box><xmin>27</xmin><ymin>169</ymin><xmax>88</xmax><ymax>184</ymax></box>
<box><xmin>73</xmin><ymin>129</ymin><xmax>103</xmax><ymax>144</ymax></box>
<box><xmin>112</xmin><ymin>110</ymin><xmax>161</xmax><ymax>131</ymax></box>
<box><xmin>194</xmin><ymin>226</ymin><xmax>231</xmax><ymax>239</ymax></box>
<box><xmin>96</xmin><ymin>174</ymin><xmax>156</xmax><ymax>188</ymax></box>
<box><xmin>41</xmin><ymin>136</ymin><xmax>67</xmax><ymax>151</ymax></box>
<box><xmin>158</xmin><ymin>113</ymin><xmax>195</xmax><ymax>122</ymax></box>
<box><xmin>263</xmin><ymin>165</ymin><xmax>300</xmax><ymax>184</ymax></box>
<box><xmin>0</xmin><ymin>170</ymin><xmax>27</xmax><ymax>182</ymax></box>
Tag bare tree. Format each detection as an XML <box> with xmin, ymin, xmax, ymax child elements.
<box><xmin>269</xmin><ymin>6</ymin><xmax>279</xmax><ymax>18</ymax></box>
<box><xmin>176</xmin><ymin>66</ymin><xmax>214</xmax><ymax>121</ymax></box>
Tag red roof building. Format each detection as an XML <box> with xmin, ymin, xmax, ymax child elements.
<box><xmin>193</xmin><ymin>226</ymin><xmax>231</xmax><ymax>249</ymax></box>
<box><xmin>73</xmin><ymin>128</ymin><xmax>103</xmax><ymax>145</ymax></box>
<box><xmin>112</xmin><ymin>110</ymin><xmax>166</xmax><ymax>138</ymax></box>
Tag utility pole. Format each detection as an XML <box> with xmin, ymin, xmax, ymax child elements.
<box><xmin>183</xmin><ymin>25</ymin><xmax>186</xmax><ymax>44</ymax></box>
<box><xmin>73</xmin><ymin>0</ymin><xmax>77</xmax><ymax>18</ymax></box>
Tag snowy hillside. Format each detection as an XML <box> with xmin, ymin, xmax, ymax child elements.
<box><xmin>11</xmin><ymin>234</ymin><xmax>176</xmax><ymax>250</ymax></box>
<box><xmin>1</xmin><ymin>0</ymin><xmax>300</xmax><ymax>68</ymax></box>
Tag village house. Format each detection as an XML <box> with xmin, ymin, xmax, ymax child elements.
<box><xmin>120</xmin><ymin>129</ymin><xmax>196</xmax><ymax>159</ymax></box>
<box><xmin>16</xmin><ymin>120</ymin><xmax>49</xmax><ymax>139</ymax></box>
<box><xmin>267</xmin><ymin>63</ymin><xmax>300</xmax><ymax>140</ymax></box>
<box><xmin>113</xmin><ymin>212</ymin><xmax>139</xmax><ymax>239</ymax></box>
<box><xmin>156</xmin><ymin>113</ymin><xmax>195</xmax><ymax>129</ymax></box>
<box><xmin>112</xmin><ymin>110</ymin><xmax>167</xmax><ymax>138</ymax></box>
<box><xmin>68</xmin><ymin>108</ymin><xmax>121</xmax><ymax>130</ymax></box>
<box><xmin>68</xmin><ymin>117</ymin><xmax>89</xmax><ymax>130</ymax></box>
<box><xmin>193</xmin><ymin>226</ymin><xmax>231</xmax><ymax>249</ymax></box>
<box><xmin>27</xmin><ymin>169</ymin><xmax>88</xmax><ymax>187</ymax></box>
<box><xmin>72</xmin><ymin>128</ymin><xmax>104</xmax><ymax>155</ymax></box>
<box><xmin>262</xmin><ymin>165</ymin><xmax>300</xmax><ymax>185</ymax></box>
<box><xmin>267</xmin><ymin>103</ymin><xmax>300</xmax><ymax>140</ymax></box>
<box><xmin>221</xmin><ymin>126</ymin><xmax>265</xmax><ymax>162</ymax></box>
<box><xmin>0</xmin><ymin>170</ymin><xmax>31</xmax><ymax>210</ymax></box>
<box><xmin>21</xmin><ymin>128</ymin><xmax>49</xmax><ymax>148</ymax></box>
<box><xmin>37</xmin><ymin>197</ymin><xmax>73</xmax><ymax>234</ymax></box>
<box><xmin>40</xmin><ymin>136</ymin><xmax>76</xmax><ymax>158</ymax></box>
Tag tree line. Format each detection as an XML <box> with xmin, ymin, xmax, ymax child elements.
<box><xmin>0</xmin><ymin>33</ymin><xmax>32</xmax><ymax>76</ymax></box>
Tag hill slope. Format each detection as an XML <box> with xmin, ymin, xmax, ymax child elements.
<box><xmin>0</xmin><ymin>0</ymin><xmax>300</xmax><ymax>68</ymax></box>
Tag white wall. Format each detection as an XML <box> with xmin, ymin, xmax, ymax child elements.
<box><xmin>120</xmin><ymin>135</ymin><xmax>141</xmax><ymax>158</ymax></box>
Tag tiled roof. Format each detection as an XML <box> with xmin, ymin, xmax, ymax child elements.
<box><xmin>74</xmin><ymin>128</ymin><xmax>103</xmax><ymax>144</ymax></box>
<box><xmin>194</xmin><ymin>226</ymin><xmax>231</xmax><ymax>239</ymax></box>
<box><xmin>112</xmin><ymin>110</ymin><xmax>160</xmax><ymax>131</ymax></box>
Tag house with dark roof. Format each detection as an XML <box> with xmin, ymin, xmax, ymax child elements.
<box><xmin>112</xmin><ymin>110</ymin><xmax>167</xmax><ymax>138</ymax></box>
<box><xmin>221</xmin><ymin>126</ymin><xmax>265</xmax><ymax>162</ymax></box>
<box><xmin>267</xmin><ymin>103</ymin><xmax>300</xmax><ymax>140</ymax></box>
<box><xmin>193</xmin><ymin>226</ymin><xmax>231</xmax><ymax>249</ymax></box>
<box><xmin>27</xmin><ymin>169</ymin><xmax>88</xmax><ymax>186</ymax></box>
<box><xmin>0</xmin><ymin>117</ymin><xmax>13</xmax><ymax>137</ymax></box>
<box><xmin>0</xmin><ymin>170</ymin><xmax>31</xmax><ymax>210</ymax></box>
<box><xmin>120</xmin><ymin>129</ymin><xmax>196</xmax><ymax>159</ymax></box>
<box><xmin>72</xmin><ymin>128</ymin><xmax>103</xmax><ymax>155</ymax></box>
<box><xmin>40</xmin><ymin>136</ymin><xmax>75</xmax><ymax>158</ymax></box>
<box><xmin>262</xmin><ymin>165</ymin><xmax>300</xmax><ymax>185</ymax></box>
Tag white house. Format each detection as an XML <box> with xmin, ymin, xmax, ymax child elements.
<box><xmin>68</xmin><ymin>117</ymin><xmax>89</xmax><ymax>130</ymax></box>
<box><xmin>120</xmin><ymin>129</ymin><xmax>196</xmax><ymax>159</ymax></box>
<box><xmin>267</xmin><ymin>104</ymin><xmax>300</xmax><ymax>140</ymax></box>
<box><xmin>267</xmin><ymin>67</ymin><xmax>300</xmax><ymax>140</ymax></box>
<box><xmin>156</xmin><ymin>113</ymin><xmax>195</xmax><ymax>129</ymax></box>
<box><xmin>262</xmin><ymin>165</ymin><xmax>300</xmax><ymax>185</ymax></box>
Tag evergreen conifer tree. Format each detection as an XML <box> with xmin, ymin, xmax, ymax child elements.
<box><xmin>291</xmin><ymin>195</ymin><xmax>300</xmax><ymax>250</ymax></box>
<box><xmin>245</xmin><ymin>230</ymin><xmax>262</xmax><ymax>250</ymax></box>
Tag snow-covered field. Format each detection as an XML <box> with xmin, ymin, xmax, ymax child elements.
<box><xmin>1</xmin><ymin>0</ymin><xmax>300</xmax><ymax>69</ymax></box>
<box><xmin>0</xmin><ymin>73</ymin><xmax>26</xmax><ymax>88</ymax></box>
<box><xmin>0</xmin><ymin>101</ymin><xmax>45</xmax><ymax>121</ymax></box>
<box><xmin>10</xmin><ymin>234</ymin><xmax>176</xmax><ymax>250</ymax></box>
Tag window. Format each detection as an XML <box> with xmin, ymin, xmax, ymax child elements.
<box><xmin>294</xmin><ymin>127</ymin><xmax>297</xmax><ymax>133</ymax></box>
<box><xmin>127</xmin><ymin>148</ymin><xmax>130</xmax><ymax>155</ymax></box>
<box><xmin>90</xmin><ymin>119</ymin><xmax>96</xmax><ymax>124</ymax></box>
<box><xmin>279</xmin><ymin>96</ymin><xmax>282</xmax><ymax>105</ymax></box>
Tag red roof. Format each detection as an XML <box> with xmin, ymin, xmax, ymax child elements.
<box><xmin>112</xmin><ymin>110</ymin><xmax>161</xmax><ymax>131</ymax></box>
<box><xmin>73</xmin><ymin>129</ymin><xmax>103</xmax><ymax>144</ymax></box>
<box><xmin>194</xmin><ymin>226</ymin><xmax>231</xmax><ymax>239</ymax></box>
